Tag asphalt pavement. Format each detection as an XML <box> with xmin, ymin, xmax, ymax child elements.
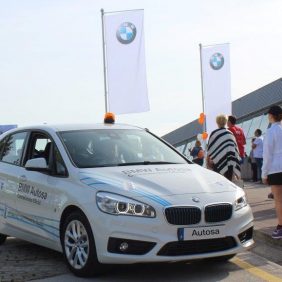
<box><xmin>244</xmin><ymin>181</ymin><xmax>282</xmax><ymax>247</ymax></box>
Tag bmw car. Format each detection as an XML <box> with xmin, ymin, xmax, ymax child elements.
<box><xmin>0</xmin><ymin>122</ymin><xmax>254</xmax><ymax>276</ymax></box>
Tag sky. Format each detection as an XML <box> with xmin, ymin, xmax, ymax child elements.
<box><xmin>1</xmin><ymin>0</ymin><xmax>282</xmax><ymax>136</ymax></box>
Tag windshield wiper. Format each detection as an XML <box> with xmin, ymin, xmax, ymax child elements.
<box><xmin>117</xmin><ymin>161</ymin><xmax>182</xmax><ymax>166</ymax></box>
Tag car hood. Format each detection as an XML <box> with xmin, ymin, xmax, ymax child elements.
<box><xmin>79</xmin><ymin>164</ymin><xmax>238</xmax><ymax>204</ymax></box>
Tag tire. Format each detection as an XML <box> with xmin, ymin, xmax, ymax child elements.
<box><xmin>0</xmin><ymin>234</ymin><xmax>7</xmax><ymax>245</ymax></box>
<box><xmin>60</xmin><ymin>211</ymin><xmax>105</xmax><ymax>277</ymax></box>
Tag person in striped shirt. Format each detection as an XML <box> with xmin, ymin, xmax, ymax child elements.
<box><xmin>207</xmin><ymin>114</ymin><xmax>241</xmax><ymax>181</ymax></box>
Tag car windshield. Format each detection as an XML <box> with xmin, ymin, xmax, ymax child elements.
<box><xmin>59</xmin><ymin>129</ymin><xmax>187</xmax><ymax>168</ymax></box>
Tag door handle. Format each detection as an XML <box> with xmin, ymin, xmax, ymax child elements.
<box><xmin>19</xmin><ymin>175</ymin><xmax>27</xmax><ymax>182</ymax></box>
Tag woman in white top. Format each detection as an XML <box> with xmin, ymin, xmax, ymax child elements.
<box><xmin>262</xmin><ymin>105</ymin><xmax>282</xmax><ymax>239</ymax></box>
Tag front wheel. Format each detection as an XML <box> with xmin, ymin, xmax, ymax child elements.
<box><xmin>61</xmin><ymin>211</ymin><xmax>105</xmax><ymax>277</ymax></box>
<box><xmin>0</xmin><ymin>234</ymin><xmax>7</xmax><ymax>245</ymax></box>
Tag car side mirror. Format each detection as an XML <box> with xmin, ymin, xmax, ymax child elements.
<box><xmin>25</xmin><ymin>158</ymin><xmax>49</xmax><ymax>172</ymax></box>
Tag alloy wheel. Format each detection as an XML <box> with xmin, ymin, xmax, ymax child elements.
<box><xmin>64</xmin><ymin>220</ymin><xmax>90</xmax><ymax>269</ymax></box>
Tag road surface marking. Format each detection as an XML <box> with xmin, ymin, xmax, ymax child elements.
<box><xmin>232</xmin><ymin>257</ymin><xmax>282</xmax><ymax>282</ymax></box>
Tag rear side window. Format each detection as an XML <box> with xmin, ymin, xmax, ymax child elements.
<box><xmin>1</xmin><ymin>132</ymin><xmax>27</xmax><ymax>166</ymax></box>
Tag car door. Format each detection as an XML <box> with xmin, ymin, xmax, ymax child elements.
<box><xmin>0</xmin><ymin>131</ymin><xmax>29</xmax><ymax>234</ymax></box>
<box><xmin>15</xmin><ymin>131</ymin><xmax>68</xmax><ymax>242</ymax></box>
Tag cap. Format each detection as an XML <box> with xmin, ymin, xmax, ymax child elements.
<box><xmin>266</xmin><ymin>105</ymin><xmax>282</xmax><ymax>116</ymax></box>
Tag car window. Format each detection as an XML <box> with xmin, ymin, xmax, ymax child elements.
<box><xmin>27</xmin><ymin>134</ymin><xmax>52</xmax><ymax>165</ymax></box>
<box><xmin>25</xmin><ymin>132</ymin><xmax>68</xmax><ymax>177</ymax></box>
<box><xmin>1</xmin><ymin>132</ymin><xmax>27</xmax><ymax>166</ymax></box>
<box><xmin>60</xmin><ymin>129</ymin><xmax>187</xmax><ymax>168</ymax></box>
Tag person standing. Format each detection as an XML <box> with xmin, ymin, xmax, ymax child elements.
<box><xmin>249</xmin><ymin>138</ymin><xmax>258</xmax><ymax>182</ymax></box>
<box><xmin>207</xmin><ymin>115</ymin><xmax>241</xmax><ymax>181</ymax></box>
<box><xmin>189</xmin><ymin>140</ymin><xmax>204</xmax><ymax>166</ymax></box>
<box><xmin>228</xmin><ymin>115</ymin><xmax>246</xmax><ymax>164</ymax></box>
<box><xmin>261</xmin><ymin>105</ymin><xmax>282</xmax><ymax>239</ymax></box>
<box><xmin>252</xmin><ymin>129</ymin><xmax>263</xmax><ymax>182</ymax></box>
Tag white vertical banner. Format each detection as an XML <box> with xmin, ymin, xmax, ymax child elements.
<box><xmin>200</xmin><ymin>43</ymin><xmax>231</xmax><ymax>135</ymax></box>
<box><xmin>103</xmin><ymin>9</ymin><xmax>149</xmax><ymax>114</ymax></box>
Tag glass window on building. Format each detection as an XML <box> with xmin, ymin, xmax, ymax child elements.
<box><xmin>183</xmin><ymin>140</ymin><xmax>196</xmax><ymax>160</ymax></box>
<box><xmin>260</xmin><ymin>114</ymin><xmax>270</xmax><ymax>134</ymax></box>
<box><xmin>175</xmin><ymin>143</ymin><xmax>186</xmax><ymax>154</ymax></box>
<box><xmin>247</xmin><ymin>115</ymin><xmax>262</xmax><ymax>139</ymax></box>
<box><xmin>245</xmin><ymin>138</ymin><xmax>253</xmax><ymax>156</ymax></box>
<box><xmin>241</xmin><ymin>119</ymin><xmax>253</xmax><ymax>138</ymax></box>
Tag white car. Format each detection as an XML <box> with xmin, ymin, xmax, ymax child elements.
<box><xmin>0</xmin><ymin>123</ymin><xmax>254</xmax><ymax>277</ymax></box>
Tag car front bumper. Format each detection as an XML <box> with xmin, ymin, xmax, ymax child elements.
<box><xmin>86</xmin><ymin>204</ymin><xmax>254</xmax><ymax>264</ymax></box>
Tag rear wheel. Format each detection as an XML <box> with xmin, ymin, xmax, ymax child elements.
<box><xmin>61</xmin><ymin>211</ymin><xmax>105</xmax><ymax>277</ymax></box>
<box><xmin>0</xmin><ymin>234</ymin><xmax>7</xmax><ymax>245</ymax></box>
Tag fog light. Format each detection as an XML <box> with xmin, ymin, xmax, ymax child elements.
<box><xmin>108</xmin><ymin>237</ymin><xmax>156</xmax><ymax>255</ymax></box>
<box><xmin>238</xmin><ymin>227</ymin><xmax>253</xmax><ymax>243</ymax></box>
<box><xmin>119</xmin><ymin>242</ymin><xmax>129</xmax><ymax>252</ymax></box>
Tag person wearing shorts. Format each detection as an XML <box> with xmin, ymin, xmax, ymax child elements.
<box><xmin>262</xmin><ymin>105</ymin><xmax>282</xmax><ymax>239</ymax></box>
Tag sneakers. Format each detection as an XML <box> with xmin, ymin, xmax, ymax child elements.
<box><xmin>272</xmin><ymin>228</ymin><xmax>282</xmax><ymax>239</ymax></box>
<box><xmin>268</xmin><ymin>192</ymin><xmax>274</xmax><ymax>199</ymax></box>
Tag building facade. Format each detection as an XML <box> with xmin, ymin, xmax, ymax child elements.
<box><xmin>162</xmin><ymin>78</ymin><xmax>282</xmax><ymax>163</ymax></box>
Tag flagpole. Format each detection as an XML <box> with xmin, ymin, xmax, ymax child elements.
<box><xmin>101</xmin><ymin>8</ymin><xmax>108</xmax><ymax>113</ymax></box>
<box><xmin>199</xmin><ymin>43</ymin><xmax>208</xmax><ymax>162</ymax></box>
<box><xmin>199</xmin><ymin>44</ymin><xmax>206</xmax><ymax>134</ymax></box>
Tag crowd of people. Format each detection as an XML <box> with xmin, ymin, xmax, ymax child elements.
<box><xmin>189</xmin><ymin>105</ymin><xmax>282</xmax><ymax>239</ymax></box>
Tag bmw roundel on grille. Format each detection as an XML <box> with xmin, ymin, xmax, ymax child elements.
<box><xmin>210</xmin><ymin>53</ymin><xmax>224</xmax><ymax>70</ymax></box>
<box><xmin>116</xmin><ymin>22</ymin><xmax>137</xmax><ymax>44</ymax></box>
<box><xmin>192</xmin><ymin>197</ymin><xmax>200</xmax><ymax>203</ymax></box>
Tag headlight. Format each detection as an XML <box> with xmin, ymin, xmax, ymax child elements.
<box><xmin>96</xmin><ymin>192</ymin><xmax>156</xmax><ymax>218</ymax></box>
<box><xmin>234</xmin><ymin>195</ymin><xmax>248</xmax><ymax>211</ymax></box>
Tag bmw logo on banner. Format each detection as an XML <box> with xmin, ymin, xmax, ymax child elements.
<box><xmin>116</xmin><ymin>22</ymin><xmax>137</xmax><ymax>44</ymax></box>
<box><xmin>210</xmin><ymin>53</ymin><xmax>224</xmax><ymax>70</ymax></box>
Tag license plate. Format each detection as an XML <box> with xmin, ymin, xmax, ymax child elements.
<box><xmin>183</xmin><ymin>226</ymin><xmax>225</xmax><ymax>240</ymax></box>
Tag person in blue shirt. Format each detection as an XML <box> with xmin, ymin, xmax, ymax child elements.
<box><xmin>189</xmin><ymin>140</ymin><xmax>204</xmax><ymax>166</ymax></box>
<box><xmin>262</xmin><ymin>105</ymin><xmax>282</xmax><ymax>239</ymax></box>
